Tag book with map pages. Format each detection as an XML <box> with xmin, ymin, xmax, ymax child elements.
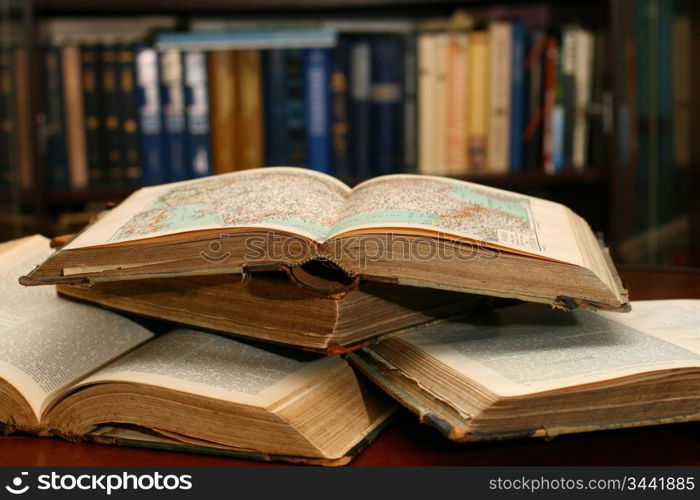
<box><xmin>20</xmin><ymin>167</ymin><xmax>629</xmax><ymax>312</ymax></box>
<box><xmin>347</xmin><ymin>300</ymin><xmax>700</xmax><ymax>442</ymax></box>
<box><xmin>0</xmin><ymin>236</ymin><xmax>395</xmax><ymax>465</ymax></box>
<box><xmin>56</xmin><ymin>265</ymin><xmax>486</xmax><ymax>354</ymax></box>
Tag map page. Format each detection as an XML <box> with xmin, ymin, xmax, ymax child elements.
<box><xmin>65</xmin><ymin>168</ymin><xmax>350</xmax><ymax>249</ymax></box>
<box><xmin>331</xmin><ymin>175</ymin><xmax>583</xmax><ymax>265</ymax></box>
<box><xmin>64</xmin><ymin>169</ymin><xmax>583</xmax><ymax>265</ymax></box>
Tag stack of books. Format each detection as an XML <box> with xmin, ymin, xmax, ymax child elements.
<box><xmin>4</xmin><ymin>168</ymin><xmax>700</xmax><ymax>464</ymax></box>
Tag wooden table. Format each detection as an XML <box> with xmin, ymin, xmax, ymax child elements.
<box><xmin>2</xmin><ymin>269</ymin><xmax>699</xmax><ymax>466</ymax></box>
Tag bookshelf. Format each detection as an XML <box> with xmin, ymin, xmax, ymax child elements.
<box><xmin>1</xmin><ymin>0</ymin><xmax>697</xmax><ymax>266</ymax></box>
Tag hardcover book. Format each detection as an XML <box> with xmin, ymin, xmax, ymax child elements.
<box><xmin>1</xmin><ymin>236</ymin><xmax>395</xmax><ymax>465</ymax></box>
<box><xmin>57</xmin><ymin>268</ymin><xmax>483</xmax><ymax>354</ymax></box>
<box><xmin>348</xmin><ymin>300</ymin><xmax>700</xmax><ymax>442</ymax></box>
<box><xmin>21</xmin><ymin>167</ymin><xmax>629</xmax><ymax>312</ymax></box>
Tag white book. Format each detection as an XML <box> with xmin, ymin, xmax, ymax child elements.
<box><xmin>486</xmin><ymin>22</ymin><xmax>512</xmax><ymax>174</ymax></box>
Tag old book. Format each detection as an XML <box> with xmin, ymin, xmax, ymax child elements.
<box><xmin>13</xmin><ymin>47</ymin><xmax>33</xmax><ymax>191</ymax></box>
<box><xmin>466</xmin><ymin>30</ymin><xmax>488</xmax><ymax>173</ymax></box>
<box><xmin>486</xmin><ymin>21</ymin><xmax>512</xmax><ymax>174</ymax></box>
<box><xmin>445</xmin><ymin>32</ymin><xmax>469</xmax><ymax>176</ymax></box>
<box><xmin>348</xmin><ymin>300</ymin><xmax>700</xmax><ymax>442</ymax></box>
<box><xmin>0</xmin><ymin>235</ymin><xmax>394</xmax><ymax>465</ymax></box>
<box><xmin>235</xmin><ymin>50</ymin><xmax>264</xmax><ymax>171</ymax></box>
<box><xmin>20</xmin><ymin>167</ymin><xmax>629</xmax><ymax>311</ymax></box>
<box><xmin>57</xmin><ymin>270</ymin><xmax>482</xmax><ymax>354</ymax></box>
<box><xmin>417</xmin><ymin>32</ymin><xmax>438</xmax><ymax>175</ymax></box>
<box><xmin>208</xmin><ymin>50</ymin><xmax>238</xmax><ymax>174</ymax></box>
<box><xmin>62</xmin><ymin>45</ymin><xmax>89</xmax><ymax>189</ymax></box>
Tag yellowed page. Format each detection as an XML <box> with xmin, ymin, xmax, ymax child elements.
<box><xmin>329</xmin><ymin>174</ymin><xmax>584</xmax><ymax>266</ymax></box>
<box><xmin>64</xmin><ymin>167</ymin><xmax>351</xmax><ymax>249</ymax></box>
<box><xmin>74</xmin><ymin>329</ymin><xmax>345</xmax><ymax>409</ymax></box>
<box><xmin>397</xmin><ymin>301</ymin><xmax>700</xmax><ymax>398</ymax></box>
<box><xmin>0</xmin><ymin>236</ymin><xmax>154</xmax><ymax>421</ymax></box>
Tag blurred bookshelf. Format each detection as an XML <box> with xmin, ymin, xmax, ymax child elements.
<box><xmin>1</xmin><ymin>0</ymin><xmax>698</xmax><ymax>266</ymax></box>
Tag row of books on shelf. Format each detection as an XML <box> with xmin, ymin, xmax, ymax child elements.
<box><xmin>1</xmin><ymin>15</ymin><xmax>610</xmax><ymax>193</ymax></box>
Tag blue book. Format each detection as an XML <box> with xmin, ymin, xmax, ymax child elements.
<box><xmin>286</xmin><ymin>49</ymin><xmax>307</xmax><ymax>167</ymax></box>
<box><xmin>509</xmin><ymin>21</ymin><xmax>526</xmax><ymax>172</ymax></box>
<box><xmin>159</xmin><ymin>50</ymin><xmax>188</xmax><ymax>182</ymax></box>
<box><xmin>183</xmin><ymin>51</ymin><xmax>211</xmax><ymax>178</ymax></box>
<box><xmin>263</xmin><ymin>49</ymin><xmax>290</xmax><ymax>165</ymax></box>
<box><xmin>42</xmin><ymin>46</ymin><xmax>69</xmax><ymax>189</ymax></box>
<box><xmin>370</xmin><ymin>37</ymin><xmax>403</xmax><ymax>175</ymax></box>
<box><xmin>349</xmin><ymin>38</ymin><xmax>372</xmax><ymax>179</ymax></box>
<box><xmin>304</xmin><ymin>48</ymin><xmax>332</xmax><ymax>174</ymax></box>
<box><xmin>135</xmin><ymin>46</ymin><xmax>166</xmax><ymax>186</ymax></box>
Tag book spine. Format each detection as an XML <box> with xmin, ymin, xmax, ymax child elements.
<box><xmin>183</xmin><ymin>51</ymin><xmax>211</xmax><ymax>178</ymax></box>
<box><xmin>304</xmin><ymin>47</ymin><xmax>332</xmax><ymax>174</ymax></box>
<box><xmin>263</xmin><ymin>49</ymin><xmax>290</xmax><ymax>166</ymax></box>
<box><xmin>552</xmin><ymin>38</ymin><xmax>565</xmax><ymax>173</ymax></box>
<box><xmin>135</xmin><ymin>46</ymin><xmax>166</xmax><ymax>186</ymax></box>
<box><xmin>101</xmin><ymin>44</ymin><xmax>122</xmax><ymax>186</ymax></box>
<box><xmin>432</xmin><ymin>34</ymin><xmax>448</xmax><ymax>176</ymax></box>
<box><xmin>487</xmin><ymin>22</ymin><xmax>513</xmax><ymax>174</ymax></box>
<box><xmin>509</xmin><ymin>21</ymin><xmax>526</xmax><ymax>173</ymax></box>
<box><xmin>236</xmin><ymin>50</ymin><xmax>264</xmax><ymax>170</ymax></box>
<box><xmin>588</xmin><ymin>30</ymin><xmax>609</xmax><ymax>170</ymax></box>
<box><xmin>349</xmin><ymin>39</ymin><xmax>372</xmax><ymax>178</ymax></box>
<box><xmin>445</xmin><ymin>33</ymin><xmax>469</xmax><ymax>175</ymax></box>
<box><xmin>118</xmin><ymin>45</ymin><xmax>142</xmax><ymax>187</ymax></box>
<box><xmin>417</xmin><ymin>33</ymin><xmax>437</xmax><ymax>175</ymax></box>
<box><xmin>13</xmin><ymin>47</ymin><xmax>32</xmax><ymax>191</ymax></box>
<box><xmin>402</xmin><ymin>34</ymin><xmax>418</xmax><ymax>174</ymax></box>
<box><xmin>467</xmin><ymin>30</ymin><xmax>489</xmax><ymax>173</ymax></box>
<box><xmin>330</xmin><ymin>38</ymin><xmax>351</xmax><ymax>179</ymax></box>
<box><xmin>62</xmin><ymin>45</ymin><xmax>89</xmax><ymax>189</ymax></box>
<box><xmin>286</xmin><ymin>49</ymin><xmax>307</xmax><ymax>167</ymax></box>
<box><xmin>370</xmin><ymin>36</ymin><xmax>403</xmax><ymax>175</ymax></box>
<box><xmin>81</xmin><ymin>44</ymin><xmax>105</xmax><ymax>187</ymax></box>
<box><xmin>542</xmin><ymin>37</ymin><xmax>558</xmax><ymax>174</ymax></box>
<box><xmin>43</xmin><ymin>45</ymin><xmax>69</xmax><ymax>189</ymax></box>
<box><xmin>160</xmin><ymin>50</ymin><xmax>187</xmax><ymax>181</ymax></box>
<box><xmin>208</xmin><ymin>51</ymin><xmax>237</xmax><ymax>174</ymax></box>
<box><xmin>523</xmin><ymin>31</ymin><xmax>546</xmax><ymax>171</ymax></box>
<box><xmin>573</xmin><ymin>29</ymin><xmax>594</xmax><ymax>170</ymax></box>
<box><xmin>560</xmin><ymin>27</ymin><xmax>577</xmax><ymax>170</ymax></box>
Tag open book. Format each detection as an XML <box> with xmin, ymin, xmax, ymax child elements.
<box><xmin>348</xmin><ymin>300</ymin><xmax>700</xmax><ymax>442</ymax></box>
<box><xmin>0</xmin><ymin>236</ymin><xmax>394</xmax><ymax>465</ymax></box>
<box><xmin>20</xmin><ymin>168</ymin><xmax>628</xmax><ymax>311</ymax></box>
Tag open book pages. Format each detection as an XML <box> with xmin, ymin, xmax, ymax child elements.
<box><xmin>394</xmin><ymin>300</ymin><xmax>700</xmax><ymax>397</ymax></box>
<box><xmin>0</xmin><ymin>236</ymin><xmax>394</xmax><ymax>462</ymax></box>
<box><xmin>19</xmin><ymin>168</ymin><xmax>629</xmax><ymax>311</ymax></box>
<box><xmin>0</xmin><ymin>235</ymin><xmax>154</xmax><ymax>424</ymax></box>
<box><xmin>64</xmin><ymin>168</ymin><xmax>587</xmax><ymax>264</ymax></box>
<box><xmin>349</xmin><ymin>300</ymin><xmax>700</xmax><ymax>441</ymax></box>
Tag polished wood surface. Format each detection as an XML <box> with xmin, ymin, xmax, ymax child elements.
<box><xmin>2</xmin><ymin>269</ymin><xmax>699</xmax><ymax>466</ymax></box>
